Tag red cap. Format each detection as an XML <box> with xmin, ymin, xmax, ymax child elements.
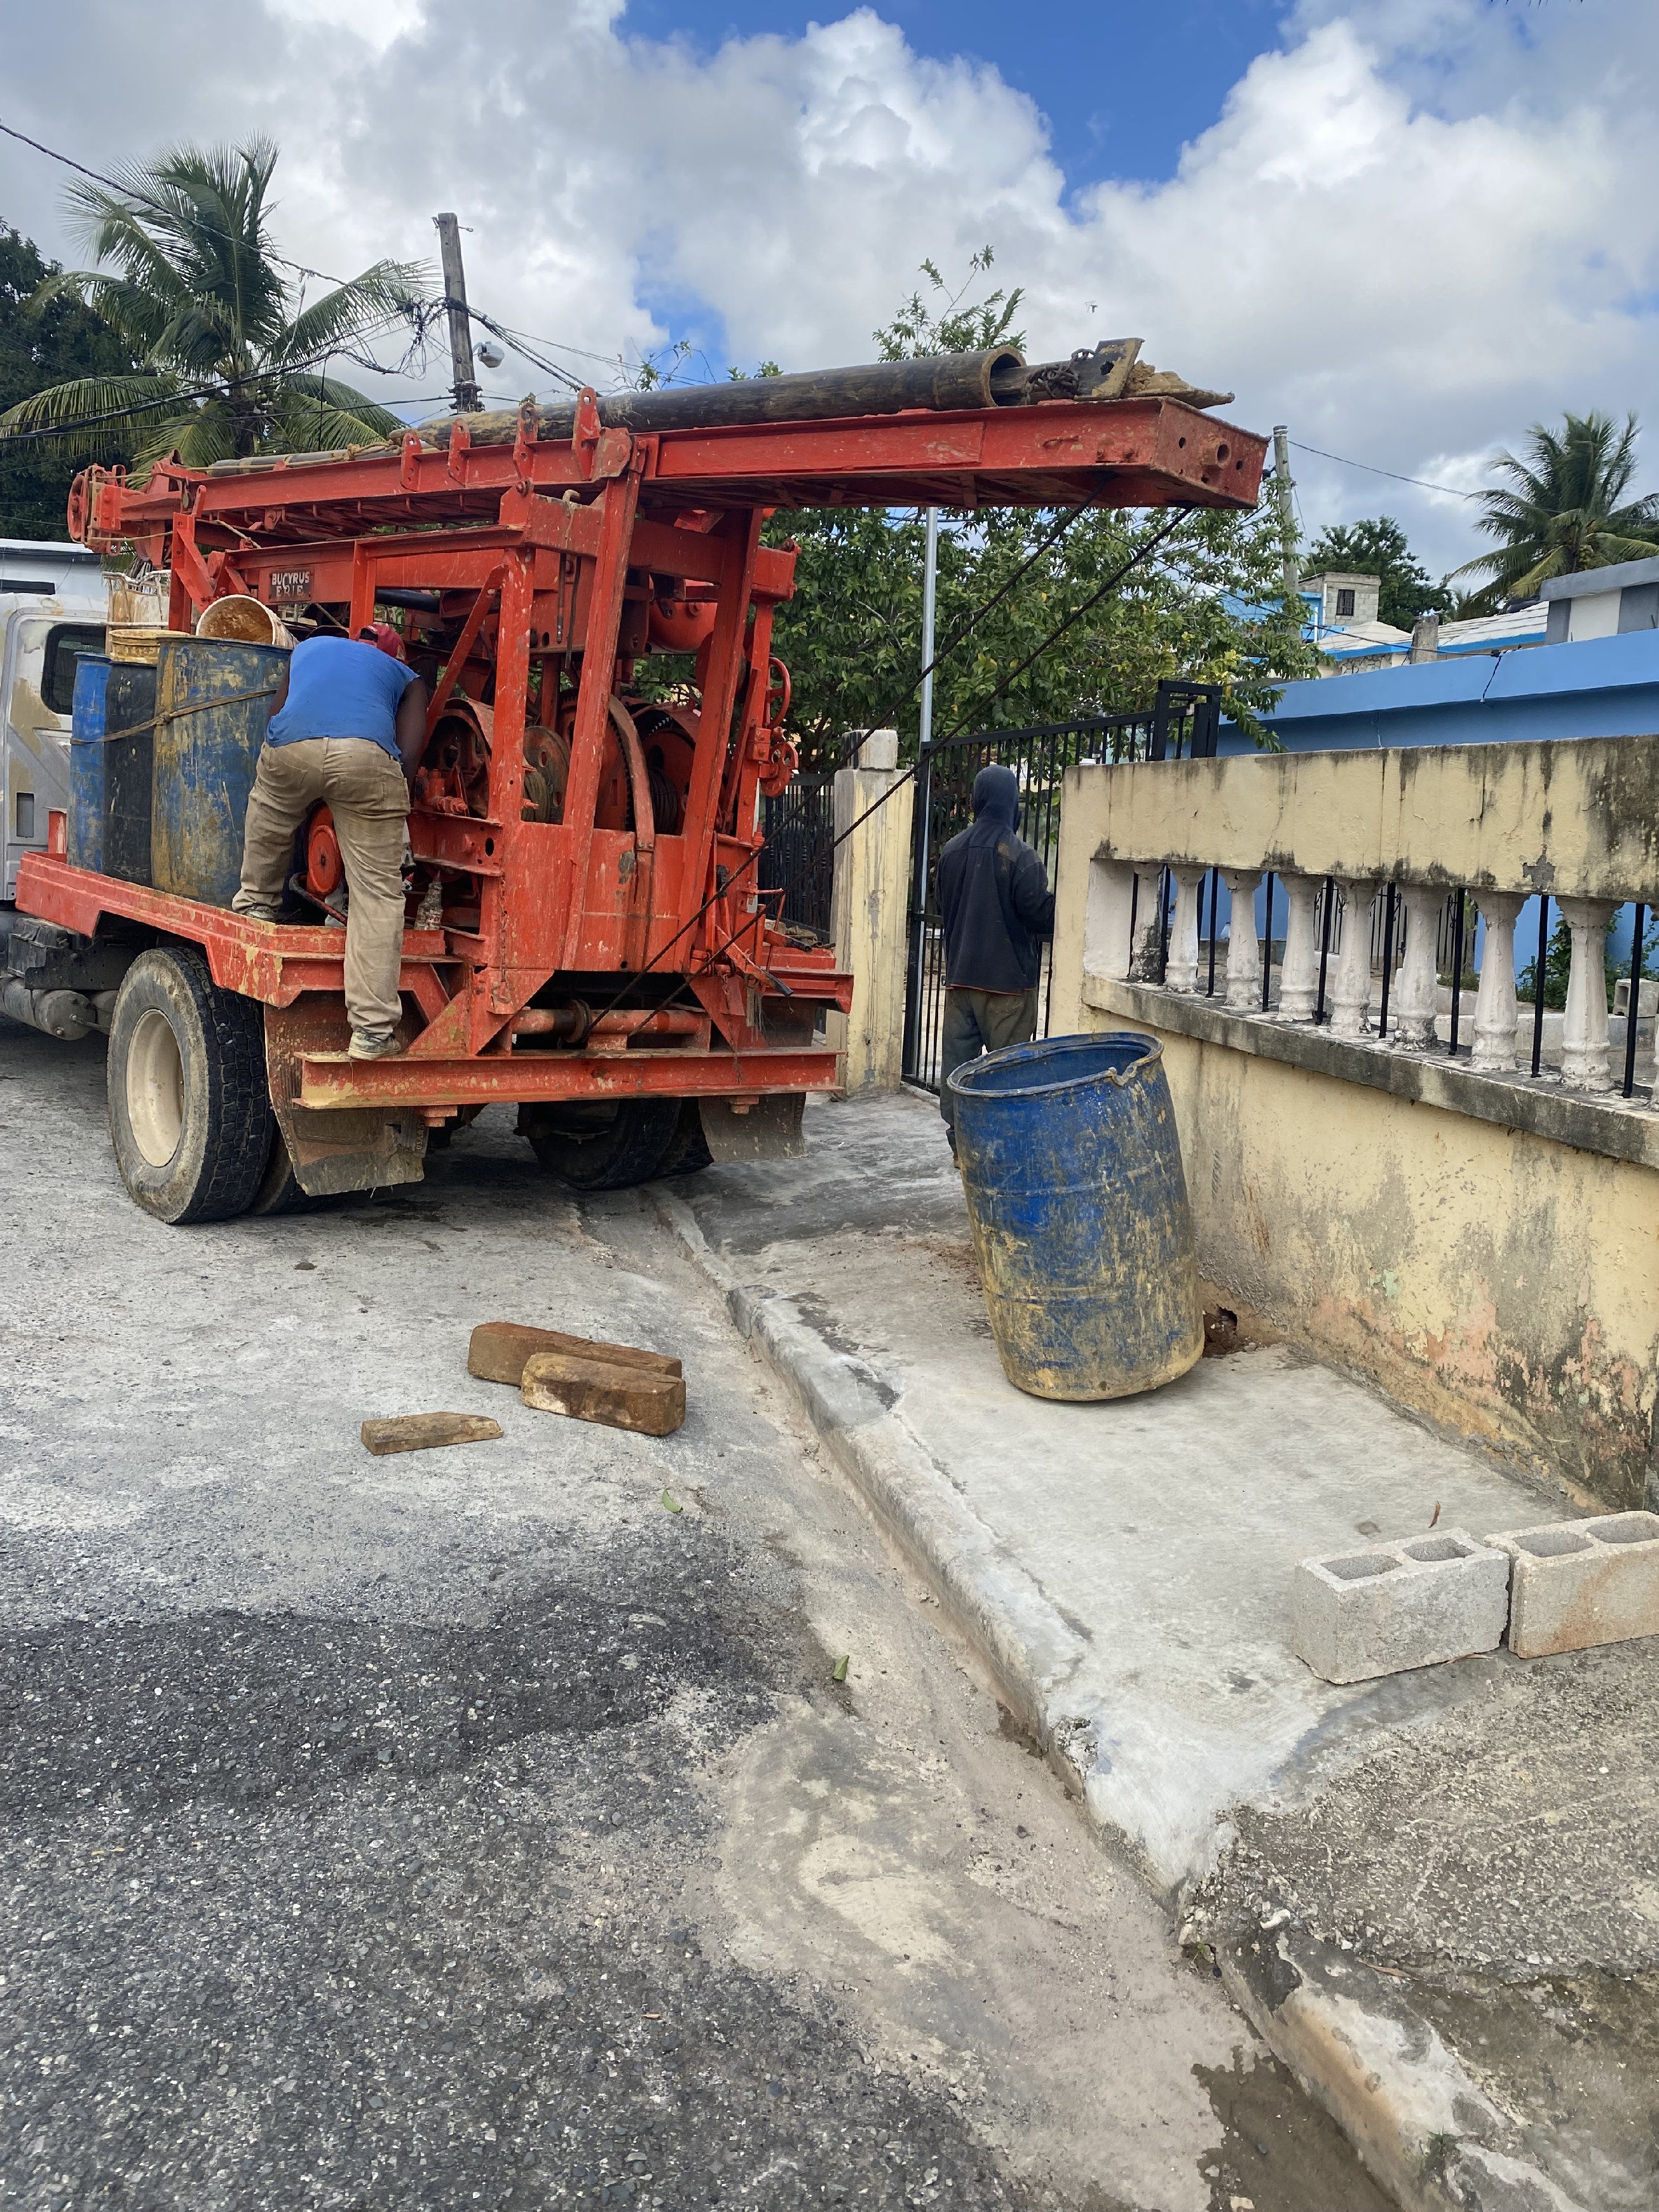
<box><xmin>358</xmin><ymin>621</ymin><xmax>406</xmax><ymax>660</ymax></box>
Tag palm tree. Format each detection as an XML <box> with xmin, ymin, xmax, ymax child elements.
<box><xmin>0</xmin><ymin>137</ymin><xmax>427</xmax><ymax>470</ymax></box>
<box><xmin>1456</xmin><ymin>411</ymin><xmax>1659</xmax><ymax>598</ymax></box>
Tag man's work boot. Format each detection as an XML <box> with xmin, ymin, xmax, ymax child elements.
<box><xmin>348</xmin><ymin>1032</ymin><xmax>401</xmax><ymax>1062</ymax></box>
<box><xmin>240</xmin><ymin>903</ymin><xmax>285</xmax><ymax>924</ymax></box>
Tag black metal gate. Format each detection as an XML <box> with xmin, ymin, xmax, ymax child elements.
<box><xmin>761</xmin><ymin>772</ymin><xmax>836</xmax><ymax>942</ymax></box>
<box><xmin>900</xmin><ymin>683</ymin><xmax>1222</xmax><ymax>1091</ymax></box>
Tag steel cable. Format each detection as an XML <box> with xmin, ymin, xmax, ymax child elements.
<box><xmin>579</xmin><ymin>506</ymin><xmax>1196</xmax><ymax>1029</ymax></box>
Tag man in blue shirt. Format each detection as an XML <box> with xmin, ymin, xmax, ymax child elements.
<box><xmin>233</xmin><ymin>625</ymin><xmax>429</xmax><ymax>1059</ymax></box>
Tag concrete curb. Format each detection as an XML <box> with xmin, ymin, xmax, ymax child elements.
<box><xmin>657</xmin><ymin>1187</ymin><xmax>1592</xmax><ymax>2212</ymax></box>
<box><xmin>653</xmin><ymin>1191</ymin><xmax>1090</xmax><ymax>1735</ymax></box>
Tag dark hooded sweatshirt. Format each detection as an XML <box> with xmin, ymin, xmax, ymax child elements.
<box><xmin>935</xmin><ymin>765</ymin><xmax>1056</xmax><ymax>993</ymax></box>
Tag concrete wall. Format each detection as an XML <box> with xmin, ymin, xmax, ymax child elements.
<box><xmin>1052</xmin><ymin>737</ymin><xmax>1659</xmax><ymax>1013</ymax></box>
<box><xmin>1051</xmin><ymin>735</ymin><xmax>1659</xmax><ymax>1508</ymax></box>
<box><xmin>1081</xmin><ymin>980</ymin><xmax>1659</xmax><ymax>1509</ymax></box>
<box><xmin>827</xmin><ymin>734</ymin><xmax>914</xmax><ymax>1092</ymax></box>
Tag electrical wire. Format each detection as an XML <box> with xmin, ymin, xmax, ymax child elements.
<box><xmin>0</xmin><ymin>310</ymin><xmax>418</xmax><ymax>445</ymax></box>
<box><xmin>587</xmin><ymin>507</ymin><xmax>1196</xmax><ymax>1026</ymax></box>
<box><xmin>0</xmin><ymin>116</ymin><xmax>383</xmax><ymax>295</ymax></box>
<box><xmin>1289</xmin><ymin>439</ymin><xmax>1478</xmax><ymax>500</ymax></box>
<box><xmin>0</xmin><ymin>115</ymin><xmax>618</xmax><ymax>422</ymax></box>
<box><xmin>806</xmin><ymin>498</ymin><xmax>1096</xmax><ymax>781</ymax></box>
<box><xmin>580</xmin><ymin>499</ymin><xmax>1104</xmax><ymax>1012</ymax></box>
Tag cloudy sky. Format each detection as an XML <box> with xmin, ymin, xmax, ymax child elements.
<box><xmin>2</xmin><ymin>0</ymin><xmax>1653</xmax><ymax>579</ymax></box>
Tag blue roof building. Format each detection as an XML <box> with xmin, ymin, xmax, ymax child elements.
<box><xmin>1220</xmin><ymin>628</ymin><xmax>1659</xmax><ymax>754</ymax></box>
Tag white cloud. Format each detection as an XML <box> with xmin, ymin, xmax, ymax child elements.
<box><xmin>1</xmin><ymin>0</ymin><xmax>1655</xmax><ymax>576</ymax></box>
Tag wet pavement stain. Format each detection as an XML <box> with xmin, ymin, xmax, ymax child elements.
<box><xmin>1192</xmin><ymin>2049</ymin><xmax>1395</xmax><ymax>2212</ymax></box>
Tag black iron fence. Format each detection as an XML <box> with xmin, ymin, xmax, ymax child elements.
<box><xmin>1137</xmin><ymin>873</ymin><xmax>1475</xmax><ymax>1046</ymax></box>
<box><xmin>761</xmin><ymin>772</ymin><xmax>836</xmax><ymax>942</ymax></box>
<box><xmin>901</xmin><ymin>683</ymin><xmax>1223</xmax><ymax>1091</ymax></box>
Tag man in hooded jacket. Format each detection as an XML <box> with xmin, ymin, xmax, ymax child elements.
<box><xmin>934</xmin><ymin>763</ymin><xmax>1055</xmax><ymax>1154</ymax></box>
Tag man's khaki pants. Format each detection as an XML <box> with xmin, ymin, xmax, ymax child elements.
<box><xmin>233</xmin><ymin>737</ymin><xmax>409</xmax><ymax>1043</ymax></box>
<box><xmin>939</xmin><ymin>985</ymin><xmax>1040</xmax><ymax>1149</ymax></box>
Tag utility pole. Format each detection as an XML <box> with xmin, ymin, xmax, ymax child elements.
<box><xmin>434</xmin><ymin>213</ymin><xmax>481</xmax><ymax>414</ymax></box>
<box><xmin>1271</xmin><ymin>425</ymin><xmax>1299</xmax><ymax>601</ymax></box>
<box><xmin>918</xmin><ymin>507</ymin><xmax>939</xmax><ymax>751</ymax></box>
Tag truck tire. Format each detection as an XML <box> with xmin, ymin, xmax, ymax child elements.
<box><xmin>247</xmin><ymin>1123</ymin><xmax>318</xmax><ymax>1217</ymax></box>
<box><xmin>106</xmin><ymin>947</ymin><xmax>275</xmax><ymax>1224</ymax></box>
<box><xmin>519</xmin><ymin>1097</ymin><xmax>679</xmax><ymax>1191</ymax></box>
<box><xmin>657</xmin><ymin>1098</ymin><xmax>714</xmax><ymax>1178</ymax></box>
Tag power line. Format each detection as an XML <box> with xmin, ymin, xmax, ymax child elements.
<box><xmin>0</xmin><ymin>115</ymin><xmax>603</xmax><ymax>412</ymax></box>
<box><xmin>587</xmin><ymin>507</ymin><xmax>1193</xmax><ymax>1024</ymax></box>
<box><xmin>0</xmin><ymin>313</ymin><xmax>419</xmax><ymax>445</ymax></box>
<box><xmin>0</xmin><ymin>115</ymin><xmax>373</xmax><ymax>294</ymax></box>
<box><xmin>1289</xmin><ymin>439</ymin><xmax>1479</xmax><ymax>500</ymax></box>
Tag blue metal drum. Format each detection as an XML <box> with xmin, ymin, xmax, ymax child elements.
<box><xmin>948</xmin><ymin>1031</ymin><xmax>1203</xmax><ymax>1401</ymax></box>
<box><xmin>68</xmin><ymin>654</ymin><xmax>113</xmax><ymax>873</ymax></box>
<box><xmin>150</xmin><ymin>638</ymin><xmax>288</xmax><ymax>907</ymax></box>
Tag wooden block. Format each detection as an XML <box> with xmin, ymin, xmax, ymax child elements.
<box><xmin>468</xmin><ymin>1320</ymin><xmax>682</xmax><ymax>1388</ymax></box>
<box><xmin>520</xmin><ymin>1351</ymin><xmax>686</xmax><ymax>1437</ymax></box>
<box><xmin>361</xmin><ymin>1412</ymin><xmax>504</xmax><ymax>1456</ymax></box>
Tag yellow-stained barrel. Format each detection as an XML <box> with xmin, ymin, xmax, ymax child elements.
<box><xmin>151</xmin><ymin>638</ymin><xmax>289</xmax><ymax>908</ymax></box>
<box><xmin>949</xmin><ymin>1031</ymin><xmax>1203</xmax><ymax>1401</ymax></box>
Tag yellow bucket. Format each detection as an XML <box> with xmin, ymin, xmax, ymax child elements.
<box><xmin>108</xmin><ymin>626</ymin><xmax>193</xmax><ymax>665</ymax></box>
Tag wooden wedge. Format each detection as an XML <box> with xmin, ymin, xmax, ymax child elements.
<box><xmin>362</xmin><ymin>1412</ymin><xmax>504</xmax><ymax>1456</ymax></box>
<box><xmin>468</xmin><ymin>1320</ymin><xmax>682</xmax><ymax>1388</ymax></box>
<box><xmin>520</xmin><ymin>1350</ymin><xmax>686</xmax><ymax>1437</ymax></box>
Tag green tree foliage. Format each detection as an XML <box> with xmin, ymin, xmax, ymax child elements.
<box><xmin>0</xmin><ymin>222</ymin><xmax>140</xmax><ymax>538</ymax></box>
<box><xmin>872</xmin><ymin>247</ymin><xmax>1023</xmax><ymax>359</ymax></box>
<box><xmin>1302</xmin><ymin>514</ymin><xmax>1451</xmax><ymax>630</ymax></box>
<box><xmin>0</xmin><ymin>138</ymin><xmax>427</xmax><ymax>470</ymax></box>
<box><xmin>774</xmin><ymin>502</ymin><xmax>1313</xmax><ymax>765</ymax></box>
<box><xmin>766</xmin><ymin>252</ymin><xmax>1314</xmax><ymax>765</ymax></box>
<box><xmin>1457</xmin><ymin>410</ymin><xmax>1659</xmax><ymax>598</ymax></box>
<box><xmin>1518</xmin><ymin>911</ymin><xmax>1658</xmax><ymax>1013</ymax></box>
<box><xmin>1445</xmin><ymin>582</ymin><xmax>1503</xmax><ymax>620</ymax></box>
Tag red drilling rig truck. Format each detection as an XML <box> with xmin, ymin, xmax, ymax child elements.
<box><xmin>5</xmin><ymin>339</ymin><xmax>1264</xmax><ymax>1222</ymax></box>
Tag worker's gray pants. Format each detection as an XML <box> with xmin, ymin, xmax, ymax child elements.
<box><xmin>233</xmin><ymin>737</ymin><xmax>409</xmax><ymax>1044</ymax></box>
<box><xmin>939</xmin><ymin>985</ymin><xmax>1039</xmax><ymax>1148</ymax></box>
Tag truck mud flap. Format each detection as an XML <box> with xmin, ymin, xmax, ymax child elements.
<box><xmin>698</xmin><ymin>1091</ymin><xmax>806</xmax><ymax>1163</ymax></box>
<box><xmin>264</xmin><ymin>998</ymin><xmax>427</xmax><ymax>1197</ymax></box>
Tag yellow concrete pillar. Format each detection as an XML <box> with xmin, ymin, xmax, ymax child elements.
<box><xmin>828</xmin><ymin>730</ymin><xmax>915</xmax><ymax>1092</ymax></box>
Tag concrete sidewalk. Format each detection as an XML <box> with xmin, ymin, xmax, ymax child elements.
<box><xmin>660</xmin><ymin>1088</ymin><xmax>1659</xmax><ymax>2212</ymax></box>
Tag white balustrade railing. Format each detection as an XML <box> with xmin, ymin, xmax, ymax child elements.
<box><xmin>1095</xmin><ymin>860</ymin><xmax>1658</xmax><ymax>1101</ymax></box>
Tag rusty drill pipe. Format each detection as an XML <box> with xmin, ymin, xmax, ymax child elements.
<box><xmin>200</xmin><ymin>343</ymin><xmax>1152</xmax><ymax>479</ymax></box>
<box><xmin>512</xmin><ymin>1002</ymin><xmax>592</xmax><ymax>1044</ymax></box>
<box><xmin>418</xmin><ymin>346</ymin><xmax>1027</xmax><ymax>449</ymax></box>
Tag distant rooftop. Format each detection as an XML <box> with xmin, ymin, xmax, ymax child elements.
<box><xmin>0</xmin><ymin>540</ymin><xmax>100</xmax><ymax>560</ymax></box>
<box><xmin>1540</xmin><ymin>555</ymin><xmax>1659</xmax><ymax>601</ymax></box>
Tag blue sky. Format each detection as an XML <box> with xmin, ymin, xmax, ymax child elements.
<box><xmin>0</xmin><ymin>0</ymin><xmax>1654</xmax><ymax>582</ymax></box>
<box><xmin>618</xmin><ymin>0</ymin><xmax>1291</xmax><ymax>189</ymax></box>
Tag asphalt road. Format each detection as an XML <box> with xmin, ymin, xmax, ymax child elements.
<box><xmin>0</xmin><ymin>1016</ymin><xmax>1392</xmax><ymax>2212</ymax></box>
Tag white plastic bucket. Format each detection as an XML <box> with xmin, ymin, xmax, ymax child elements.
<box><xmin>195</xmin><ymin>594</ymin><xmax>294</xmax><ymax>650</ymax></box>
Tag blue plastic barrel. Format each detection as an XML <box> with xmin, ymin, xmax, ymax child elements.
<box><xmin>150</xmin><ymin>638</ymin><xmax>289</xmax><ymax>907</ymax></box>
<box><xmin>949</xmin><ymin>1031</ymin><xmax>1203</xmax><ymax>1401</ymax></box>
<box><xmin>68</xmin><ymin>654</ymin><xmax>113</xmax><ymax>873</ymax></box>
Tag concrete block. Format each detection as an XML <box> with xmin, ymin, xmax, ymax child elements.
<box><xmin>361</xmin><ymin>1412</ymin><xmax>503</xmax><ymax>1456</ymax></box>
<box><xmin>521</xmin><ymin>1350</ymin><xmax>686</xmax><ymax>1437</ymax></box>
<box><xmin>468</xmin><ymin>1320</ymin><xmax>681</xmax><ymax>1388</ymax></box>
<box><xmin>1292</xmin><ymin>1529</ymin><xmax>1509</xmax><ymax>1683</ymax></box>
<box><xmin>1487</xmin><ymin>1511</ymin><xmax>1659</xmax><ymax>1657</ymax></box>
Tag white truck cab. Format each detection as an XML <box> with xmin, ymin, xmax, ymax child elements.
<box><xmin>1</xmin><ymin>541</ymin><xmax>109</xmax><ymax>901</ymax></box>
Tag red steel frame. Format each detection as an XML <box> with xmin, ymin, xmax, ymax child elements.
<box><xmin>19</xmin><ymin>393</ymin><xmax>1266</xmax><ymax>1117</ymax></box>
